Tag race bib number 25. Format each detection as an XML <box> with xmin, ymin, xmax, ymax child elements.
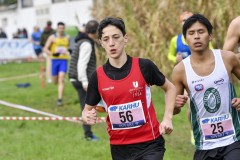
<box><xmin>200</xmin><ymin>113</ymin><xmax>235</xmax><ymax>141</ymax></box>
<box><xmin>108</xmin><ymin>100</ymin><xmax>146</xmax><ymax>130</ymax></box>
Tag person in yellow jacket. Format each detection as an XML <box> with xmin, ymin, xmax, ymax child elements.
<box><xmin>44</xmin><ymin>22</ymin><xmax>70</xmax><ymax>106</ymax></box>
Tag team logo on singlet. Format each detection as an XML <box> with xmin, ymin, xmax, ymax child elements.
<box><xmin>129</xmin><ymin>81</ymin><xmax>143</xmax><ymax>98</ymax></box>
<box><xmin>133</xmin><ymin>81</ymin><xmax>138</xmax><ymax>88</ymax></box>
<box><xmin>203</xmin><ymin>88</ymin><xmax>221</xmax><ymax>113</ymax></box>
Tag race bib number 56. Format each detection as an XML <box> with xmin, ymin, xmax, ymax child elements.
<box><xmin>108</xmin><ymin>100</ymin><xmax>146</xmax><ymax>130</ymax></box>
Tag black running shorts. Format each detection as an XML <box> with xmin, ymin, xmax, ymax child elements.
<box><xmin>110</xmin><ymin>135</ymin><xmax>165</xmax><ymax>160</ymax></box>
<box><xmin>194</xmin><ymin>140</ymin><xmax>240</xmax><ymax>160</ymax></box>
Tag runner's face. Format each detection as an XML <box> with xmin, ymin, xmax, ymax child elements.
<box><xmin>100</xmin><ymin>25</ymin><xmax>128</xmax><ymax>59</ymax></box>
<box><xmin>57</xmin><ymin>25</ymin><xmax>65</xmax><ymax>35</ymax></box>
<box><xmin>185</xmin><ymin>21</ymin><xmax>212</xmax><ymax>52</ymax></box>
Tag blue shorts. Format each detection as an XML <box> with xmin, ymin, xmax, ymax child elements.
<box><xmin>34</xmin><ymin>48</ymin><xmax>42</xmax><ymax>57</ymax></box>
<box><xmin>51</xmin><ymin>59</ymin><xmax>68</xmax><ymax>76</ymax></box>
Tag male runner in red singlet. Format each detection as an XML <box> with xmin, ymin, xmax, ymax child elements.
<box><xmin>82</xmin><ymin>17</ymin><xmax>176</xmax><ymax>160</ymax></box>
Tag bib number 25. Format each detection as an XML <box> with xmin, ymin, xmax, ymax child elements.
<box><xmin>211</xmin><ymin>122</ymin><xmax>223</xmax><ymax>134</ymax></box>
<box><xmin>119</xmin><ymin>111</ymin><xmax>133</xmax><ymax>123</ymax></box>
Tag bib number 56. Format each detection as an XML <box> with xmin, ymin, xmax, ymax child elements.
<box><xmin>119</xmin><ymin>111</ymin><xmax>133</xmax><ymax>123</ymax></box>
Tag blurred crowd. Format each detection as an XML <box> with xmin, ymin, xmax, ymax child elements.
<box><xmin>0</xmin><ymin>27</ymin><xmax>28</xmax><ymax>39</ymax></box>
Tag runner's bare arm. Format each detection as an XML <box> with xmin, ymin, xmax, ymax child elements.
<box><xmin>222</xmin><ymin>50</ymin><xmax>240</xmax><ymax>111</ymax></box>
<box><xmin>159</xmin><ymin>78</ymin><xmax>176</xmax><ymax>135</ymax></box>
<box><xmin>172</xmin><ymin>63</ymin><xmax>188</xmax><ymax>115</ymax></box>
<box><xmin>223</xmin><ymin>17</ymin><xmax>240</xmax><ymax>52</ymax></box>
<box><xmin>82</xmin><ymin>104</ymin><xmax>98</xmax><ymax>125</ymax></box>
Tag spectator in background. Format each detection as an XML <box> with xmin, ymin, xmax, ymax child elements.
<box><xmin>68</xmin><ymin>20</ymin><xmax>99</xmax><ymax>141</ymax></box>
<box><xmin>40</xmin><ymin>20</ymin><xmax>55</xmax><ymax>83</ymax></box>
<box><xmin>22</xmin><ymin>28</ymin><xmax>28</xmax><ymax>38</ymax></box>
<box><xmin>18</xmin><ymin>28</ymin><xmax>28</xmax><ymax>39</ymax></box>
<box><xmin>12</xmin><ymin>29</ymin><xmax>20</xmax><ymax>39</ymax></box>
<box><xmin>0</xmin><ymin>28</ymin><xmax>7</xmax><ymax>38</ymax></box>
<box><xmin>31</xmin><ymin>26</ymin><xmax>42</xmax><ymax>58</ymax></box>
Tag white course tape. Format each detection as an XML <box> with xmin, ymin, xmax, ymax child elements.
<box><xmin>0</xmin><ymin>100</ymin><xmax>63</xmax><ymax>117</ymax></box>
<box><xmin>0</xmin><ymin>116</ymin><xmax>106</xmax><ymax>123</ymax></box>
<box><xmin>0</xmin><ymin>100</ymin><xmax>106</xmax><ymax>123</ymax></box>
<box><xmin>0</xmin><ymin>73</ymin><xmax>38</xmax><ymax>82</ymax></box>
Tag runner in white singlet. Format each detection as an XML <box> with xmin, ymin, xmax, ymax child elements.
<box><xmin>172</xmin><ymin>13</ymin><xmax>240</xmax><ymax>160</ymax></box>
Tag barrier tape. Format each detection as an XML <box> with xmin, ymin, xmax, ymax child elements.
<box><xmin>0</xmin><ymin>73</ymin><xmax>38</xmax><ymax>82</ymax></box>
<box><xmin>0</xmin><ymin>100</ymin><xmax>65</xmax><ymax>117</ymax></box>
<box><xmin>0</xmin><ymin>116</ymin><xmax>106</xmax><ymax>123</ymax></box>
<box><xmin>0</xmin><ymin>100</ymin><xmax>106</xmax><ymax>124</ymax></box>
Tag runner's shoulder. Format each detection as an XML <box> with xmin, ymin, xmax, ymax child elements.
<box><xmin>139</xmin><ymin>58</ymin><xmax>156</xmax><ymax>67</ymax></box>
<box><xmin>173</xmin><ymin>61</ymin><xmax>185</xmax><ymax>74</ymax></box>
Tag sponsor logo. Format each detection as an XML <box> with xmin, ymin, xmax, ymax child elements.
<box><xmin>102</xmin><ymin>86</ymin><xmax>114</xmax><ymax>91</ymax></box>
<box><xmin>109</xmin><ymin>106</ymin><xmax>118</xmax><ymax>112</ymax></box>
<box><xmin>203</xmin><ymin>88</ymin><xmax>221</xmax><ymax>113</ymax></box>
<box><xmin>214</xmin><ymin>78</ymin><xmax>224</xmax><ymax>85</ymax></box>
<box><xmin>201</xmin><ymin>114</ymin><xmax>230</xmax><ymax>124</ymax></box>
<box><xmin>192</xmin><ymin>78</ymin><xmax>204</xmax><ymax>84</ymax></box>
<box><xmin>109</xmin><ymin>101</ymin><xmax>141</xmax><ymax>112</ymax></box>
<box><xmin>202</xmin><ymin>118</ymin><xmax>210</xmax><ymax>124</ymax></box>
<box><xmin>195</xmin><ymin>84</ymin><xmax>204</xmax><ymax>91</ymax></box>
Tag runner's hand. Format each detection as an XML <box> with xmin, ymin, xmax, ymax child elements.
<box><xmin>52</xmin><ymin>52</ymin><xmax>60</xmax><ymax>57</ymax></box>
<box><xmin>174</xmin><ymin>95</ymin><xmax>188</xmax><ymax>114</ymax></box>
<box><xmin>176</xmin><ymin>53</ymin><xmax>183</xmax><ymax>63</ymax></box>
<box><xmin>160</xmin><ymin>119</ymin><xmax>173</xmax><ymax>135</ymax></box>
<box><xmin>82</xmin><ymin>108</ymin><xmax>97</xmax><ymax>125</ymax></box>
<box><xmin>82</xmin><ymin>84</ymin><xmax>88</xmax><ymax>91</ymax></box>
<box><xmin>232</xmin><ymin>98</ymin><xmax>240</xmax><ymax>111</ymax></box>
<box><xmin>175</xmin><ymin>95</ymin><xmax>188</xmax><ymax>108</ymax></box>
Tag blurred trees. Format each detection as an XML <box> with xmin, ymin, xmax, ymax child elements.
<box><xmin>91</xmin><ymin>0</ymin><xmax>240</xmax><ymax>77</ymax></box>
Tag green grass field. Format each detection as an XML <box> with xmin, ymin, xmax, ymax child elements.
<box><xmin>0</xmin><ymin>61</ymin><xmax>196</xmax><ymax>160</ymax></box>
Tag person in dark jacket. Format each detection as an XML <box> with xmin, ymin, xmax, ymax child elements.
<box><xmin>40</xmin><ymin>20</ymin><xmax>55</xmax><ymax>83</ymax></box>
<box><xmin>68</xmin><ymin>20</ymin><xmax>99</xmax><ymax>141</ymax></box>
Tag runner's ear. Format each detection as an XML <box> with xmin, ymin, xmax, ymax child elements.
<box><xmin>124</xmin><ymin>34</ymin><xmax>128</xmax><ymax>44</ymax></box>
<box><xmin>99</xmin><ymin>39</ymin><xmax>104</xmax><ymax>48</ymax></box>
<box><xmin>209</xmin><ymin>34</ymin><xmax>213</xmax><ymax>41</ymax></box>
